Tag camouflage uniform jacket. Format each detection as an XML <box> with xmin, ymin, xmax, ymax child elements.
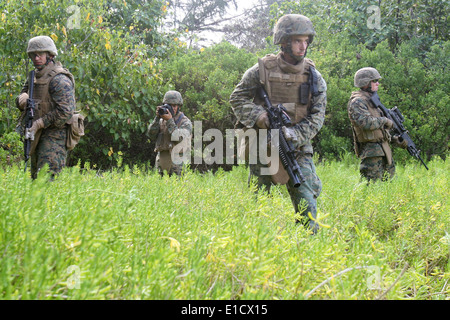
<box><xmin>347</xmin><ymin>90</ymin><xmax>391</xmax><ymax>159</ymax></box>
<box><xmin>229</xmin><ymin>53</ymin><xmax>327</xmax><ymax>155</ymax></box>
<box><xmin>147</xmin><ymin>112</ymin><xmax>192</xmax><ymax>152</ymax></box>
<box><xmin>17</xmin><ymin>61</ymin><xmax>75</xmax><ymax>129</ymax></box>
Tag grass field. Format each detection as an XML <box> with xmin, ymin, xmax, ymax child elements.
<box><xmin>0</xmin><ymin>156</ymin><xmax>448</xmax><ymax>300</ymax></box>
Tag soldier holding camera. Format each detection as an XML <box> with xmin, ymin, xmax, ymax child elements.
<box><xmin>146</xmin><ymin>90</ymin><xmax>192</xmax><ymax>176</ymax></box>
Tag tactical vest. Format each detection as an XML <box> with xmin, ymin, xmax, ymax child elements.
<box><xmin>155</xmin><ymin>112</ymin><xmax>189</xmax><ymax>152</ymax></box>
<box><xmin>255</xmin><ymin>54</ymin><xmax>318</xmax><ymax>185</ymax></box>
<box><xmin>26</xmin><ymin>62</ymin><xmax>75</xmax><ymax>155</ymax></box>
<box><xmin>257</xmin><ymin>53</ymin><xmax>316</xmax><ymax>125</ymax></box>
<box><xmin>31</xmin><ymin>61</ymin><xmax>75</xmax><ymax>120</ymax></box>
<box><xmin>348</xmin><ymin>90</ymin><xmax>387</xmax><ymax>143</ymax></box>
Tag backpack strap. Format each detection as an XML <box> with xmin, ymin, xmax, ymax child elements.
<box><xmin>309</xmin><ymin>66</ymin><xmax>320</xmax><ymax>97</ymax></box>
<box><xmin>175</xmin><ymin>112</ymin><xmax>185</xmax><ymax>126</ymax></box>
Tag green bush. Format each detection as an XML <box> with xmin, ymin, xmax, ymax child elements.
<box><xmin>160</xmin><ymin>41</ymin><xmax>258</xmax><ymax>131</ymax></box>
<box><xmin>0</xmin><ymin>0</ymin><xmax>176</xmax><ymax>168</ymax></box>
<box><xmin>157</xmin><ymin>42</ymin><xmax>258</xmax><ymax>170</ymax></box>
<box><xmin>0</xmin><ymin>131</ymin><xmax>22</xmax><ymax>167</ymax></box>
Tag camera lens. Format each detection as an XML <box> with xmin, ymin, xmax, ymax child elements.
<box><xmin>158</xmin><ymin>106</ymin><xmax>168</xmax><ymax>115</ymax></box>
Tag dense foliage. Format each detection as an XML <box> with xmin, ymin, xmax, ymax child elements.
<box><xmin>0</xmin><ymin>0</ymin><xmax>448</xmax><ymax>169</ymax></box>
<box><xmin>274</xmin><ymin>0</ymin><xmax>449</xmax><ymax>162</ymax></box>
<box><xmin>0</xmin><ymin>0</ymin><xmax>179</xmax><ymax>167</ymax></box>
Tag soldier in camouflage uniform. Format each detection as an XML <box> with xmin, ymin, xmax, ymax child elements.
<box><xmin>348</xmin><ymin>67</ymin><xmax>407</xmax><ymax>182</ymax></box>
<box><xmin>229</xmin><ymin>14</ymin><xmax>327</xmax><ymax>234</ymax></box>
<box><xmin>16</xmin><ymin>36</ymin><xmax>76</xmax><ymax>179</ymax></box>
<box><xmin>147</xmin><ymin>91</ymin><xmax>192</xmax><ymax>176</ymax></box>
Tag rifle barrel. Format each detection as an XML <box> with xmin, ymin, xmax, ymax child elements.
<box><xmin>370</xmin><ymin>92</ymin><xmax>429</xmax><ymax>170</ymax></box>
<box><xmin>24</xmin><ymin>70</ymin><xmax>36</xmax><ymax>168</ymax></box>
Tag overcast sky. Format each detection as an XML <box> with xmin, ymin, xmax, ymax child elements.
<box><xmin>229</xmin><ymin>0</ymin><xmax>257</xmax><ymax>15</ymax></box>
<box><xmin>197</xmin><ymin>0</ymin><xmax>260</xmax><ymax>46</ymax></box>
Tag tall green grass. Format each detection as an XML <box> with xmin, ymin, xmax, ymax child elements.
<box><xmin>0</xmin><ymin>157</ymin><xmax>448</xmax><ymax>300</ymax></box>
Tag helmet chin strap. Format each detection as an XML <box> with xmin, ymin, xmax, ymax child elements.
<box><xmin>45</xmin><ymin>55</ymin><xmax>55</xmax><ymax>66</ymax></box>
<box><xmin>362</xmin><ymin>86</ymin><xmax>374</xmax><ymax>93</ymax></box>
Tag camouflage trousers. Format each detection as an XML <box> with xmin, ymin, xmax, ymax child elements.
<box><xmin>31</xmin><ymin>127</ymin><xmax>67</xmax><ymax>179</ymax></box>
<box><xmin>360</xmin><ymin>156</ymin><xmax>395</xmax><ymax>182</ymax></box>
<box><xmin>155</xmin><ymin>151</ymin><xmax>184</xmax><ymax>176</ymax></box>
<box><xmin>249</xmin><ymin>153</ymin><xmax>322</xmax><ymax>233</ymax></box>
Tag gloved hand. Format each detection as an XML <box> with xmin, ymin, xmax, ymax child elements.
<box><xmin>18</xmin><ymin>93</ymin><xmax>29</xmax><ymax>111</ymax></box>
<box><xmin>25</xmin><ymin>118</ymin><xmax>44</xmax><ymax>140</ymax></box>
<box><xmin>282</xmin><ymin>126</ymin><xmax>298</xmax><ymax>142</ymax></box>
<box><xmin>392</xmin><ymin>135</ymin><xmax>408</xmax><ymax>149</ymax></box>
<box><xmin>256</xmin><ymin>112</ymin><xmax>269</xmax><ymax>129</ymax></box>
<box><xmin>282</xmin><ymin>126</ymin><xmax>301</xmax><ymax>149</ymax></box>
<box><xmin>383</xmin><ymin>118</ymin><xmax>394</xmax><ymax>130</ymax></box>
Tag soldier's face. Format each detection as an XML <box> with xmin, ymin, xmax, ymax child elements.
<box><xmin>29</xmin><ymin>51</ymin><xmax>48</xmax><ymax>69</ymax></box>
<box><xmin>282</xmin><ymin>35</ymin><xmax>309</xmax><ymax>63</ymax></box>
<box><xmin>290</xmin><ymin>35</ymin><xmax>309</xmax><ymax>57</ymax></box>
<box><xmin>370</xmin><ymin>79</ymin><xmax>379</xmax><ymax>92</ymax></box>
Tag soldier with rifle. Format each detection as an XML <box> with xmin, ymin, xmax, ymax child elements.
<box><xmin>230</xmin><ymin>14</ymin><xmax>327</xmax><ymax>234</ymax></box>
<box><xmin>16</xmin><ymin>36</ymin><xmax>76</xmax><ymax>179</ymax></box>
<box><xmin>347</xmin><ymin>67</ymin><xmax>428</xmax><ymax>183</ymax></box>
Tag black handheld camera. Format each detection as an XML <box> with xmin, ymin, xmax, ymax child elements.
<box><xmin>158</xmin><ymin>104</ymin><xmax>174</xmax><ymax>116</ymax></box>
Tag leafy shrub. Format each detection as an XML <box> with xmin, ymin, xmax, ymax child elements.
<box><xmin>160</xmin><ymin>41</ymin><xmax>257</xmax><ymax>131</ymax></box>
<box><xmin>0</xmin><ymin>131</ymin><xmax>22</xmax><ymax>166</ymax></box>
<box><xmin>0</xmin><ymin>0</ymin><xmax>175</xmax><ymax>169</ymax></box>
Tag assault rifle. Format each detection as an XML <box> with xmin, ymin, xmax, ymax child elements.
<box><xmin>259</xmin><ymin>86</ymin><xmax>305</xmax><ymax>187</ymax></box>
<box><xmin>24</xmin><ymin>70</ymin><xmax>36</xmax><ymax>171</ymax></box>
<box><xmin>370</xmin><ymin>91</ymin><xmax>428</xmax><ymax>170</ymax></box>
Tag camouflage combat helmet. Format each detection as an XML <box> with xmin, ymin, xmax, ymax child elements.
<box><xmin>163</xmin><ymin>90</ymin><xmax>183</xmax><ymax>105</ymax></box>
<box><xmin>354</xmin><ymin>67</ymin><xmax>382</xmax><ymax>87</ymax></box>
<box><xmin>27</xmin><ymin>36</ymin><xmax>58</xmax><ymax>56</ymax></box>
<box><xmin>273</xmin><ymin>14</ymin><xmax>315</xmax><ymax>45</ymax></box>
